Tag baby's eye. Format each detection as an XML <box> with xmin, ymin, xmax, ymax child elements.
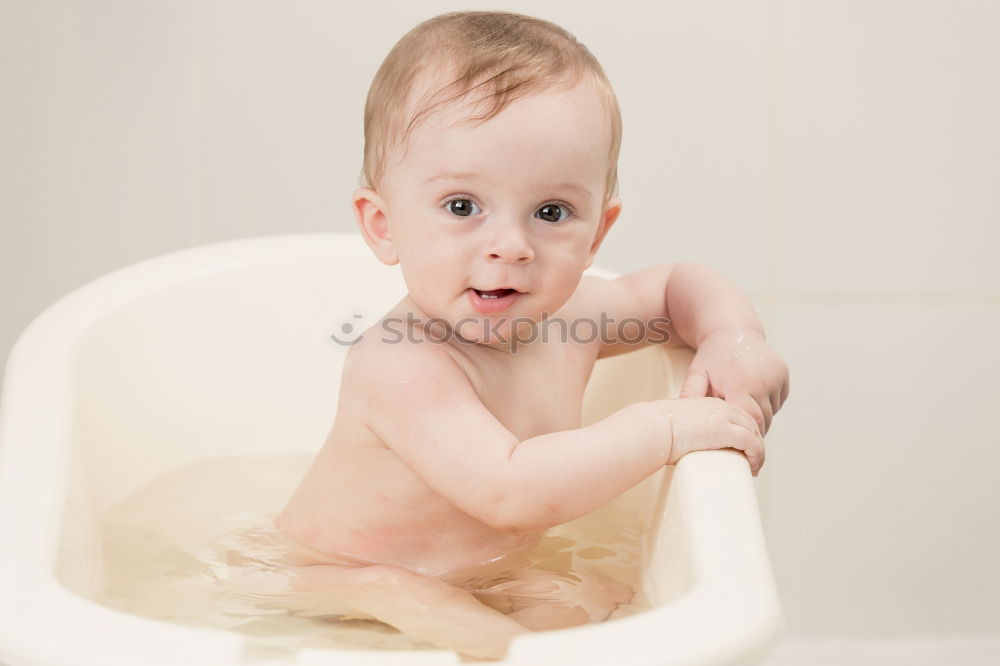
<box><xmin>445</xmin><ymin>198</ymin><xmax>480</xmax><ymax>217</ymax></box>
<box><xmin>536</xmin><ymin>202</ymin><xmax>572</xmax><ymax>223</ymax></box>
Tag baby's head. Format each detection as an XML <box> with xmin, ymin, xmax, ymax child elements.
<box><xmin>352</xmin><ymin>11</ymin><xmax>623</xmax><ymax>348</ymax></box>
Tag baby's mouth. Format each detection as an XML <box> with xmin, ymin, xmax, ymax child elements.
<box><xmin>466</xmin><ymin>287</ymin><xmax>524</xmax><ymax>314</ymax></box>
<box><xmin>472</xmin><ymin>288</ymin><xmax>519</xmax><ymax>300</ymax></box>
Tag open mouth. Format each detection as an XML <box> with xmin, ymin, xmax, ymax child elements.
<box><xmin>467</xmin><ymin>287</ymin><xmax>523</xmax><ymax>314</ymax></box>
<box><xmin>473</xmin><ymin>288</ymin><xmax>519</xmax><ymax>299</ymax></box>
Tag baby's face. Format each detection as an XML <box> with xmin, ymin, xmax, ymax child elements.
<box><xmin>356</xmin><ymin>79</ymin><xmax>621</xmax><ymax>348</ymax></box>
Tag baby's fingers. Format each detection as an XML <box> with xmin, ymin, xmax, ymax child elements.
<box><xmin>725</xmin><ymin>422</ymin><xmax>765</xmax><ymax>476</ymax></box>
<box><xmin>725</xmin><ymin>397</ymin><xmax>763</xmax><ymax>437</ymax></box>
<box><xmin>757</xmin><ymin>395</ymin><xmax>774</xmax><ymax>435</ymax></box>
<box><xmin>732</xmin><ymin>392</ymin><xmax>773</xmax><ymax>436</ymax></box>
<box><xmin>774</xmin><ymin>376</ymin><xmax>790</xmax><ymax>414</ymax></box>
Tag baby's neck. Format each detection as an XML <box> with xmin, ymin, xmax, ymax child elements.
<box><xmin>391</xmin><ymin>294</ymin><xmax>545</xmax><ymax>357</ymax></box>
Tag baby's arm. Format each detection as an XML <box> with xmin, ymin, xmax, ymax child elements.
<box><xmin>357</xmin><ymin>338</ymin><xmax>762</xmax><ymax>534</ymax></box>
<box><xmin>586</xmin><ymin>264</ymin><xmax>762</xmax><ymax>357</ymax></box>
<box><xmin>583</xmin><ymin>263</ymin><xmax>790</xmax><ymax>435</ymax></box>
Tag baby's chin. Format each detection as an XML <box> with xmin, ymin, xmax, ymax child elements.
<box><xmin>453</xmin><ymin>315</ymin><xmax>542</xmax><ymax>348</ymax></box>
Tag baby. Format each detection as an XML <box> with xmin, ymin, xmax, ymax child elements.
<box><xmin>232</xmin><ymin>10</ymin><xmax>789</xmax><ymax>660</ymax></box>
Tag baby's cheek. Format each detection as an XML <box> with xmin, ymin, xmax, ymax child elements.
<box><xmin>402</xmin><ymin>248</ymin><xmax>448</xmax><ymax>288</ymax></box>
<box><xmin>416</xmin><ymin>240</ymin><xmax>456</xmax><ymax>274</ymax></box>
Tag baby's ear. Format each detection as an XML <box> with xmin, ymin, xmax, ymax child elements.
<box><xmin>584</xmin><ymin>196</ymin><xmax>623</xmax><ymax>269</ymax></box>
<box><xmin>352</xmin><ymin>188</ymin><xmax>399</xmax><ymax>265</ymax></box>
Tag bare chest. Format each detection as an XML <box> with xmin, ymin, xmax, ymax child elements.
<box><xmin>451</xmin><ymin>338</ymin><xmax>597</xmax><ymax>442</ymax></box>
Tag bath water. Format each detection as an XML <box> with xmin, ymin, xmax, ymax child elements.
<box><xmin>94</xmin><ymin>452</ymin><xmax>652</xmax><ymax>660</ymax></box>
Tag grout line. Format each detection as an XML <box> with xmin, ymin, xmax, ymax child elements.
<box><xmin>764</xmin><ymin>293</ymin><xmax>1000</xmax><ymax>306</ymax></box>
<box><xmin>764</xmin><ymin>0</ymin><xmax>784</xmax><ymax>310</ymax></box>
<box><xmin>761</xmin><ymin>636</ymin><xmax>1000</xmax><ymax>665</ymax></box>
<box><xmin>760</xmin><ymin>0</ymin><xmax>786</xmax><ymax>541</ymax></box>
<box><xmin>187</xmin><ymin>0</ymin><xmax>209</xmax><ymax>248</ymax></box>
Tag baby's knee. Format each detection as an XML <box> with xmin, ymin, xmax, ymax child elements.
<box><xmin>369</xmin><ymin>566</ymin><xmax>462</xmax><ymax>598</ymax></box>
<box><xmin>299</xmin><ymin>562</ymin><xmax>449</xmax><ymax>596</ymax></box>
<box><xmin>510</xmin><ymin>604</ymin><xmax>590</xmax><ymax>631</ymax></box>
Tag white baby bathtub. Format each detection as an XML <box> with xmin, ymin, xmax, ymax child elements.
<box><xmin>0</xmin><ymin>233</ymin><xmax>783</xmax><ymax>666</ymax></box>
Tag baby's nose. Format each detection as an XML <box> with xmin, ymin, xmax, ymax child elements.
<box><xmin>486</xmin><ymin>244</ymin><xmax>534</xmax><ymax>263</ymax></box>
<box><xmin>485</xmin><ymin>224</ymin><xmax>535</xmax><ymax>264</ymax></box>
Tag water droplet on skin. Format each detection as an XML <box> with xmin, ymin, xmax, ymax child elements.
<box><xmin>733</xmin><ymin>346</ymin><xmax>760</xmax><ymax>362</ymax></box>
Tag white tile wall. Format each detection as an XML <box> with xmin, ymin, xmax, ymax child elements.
<box><xmin>772</xmin><ymin>0</ymin><xmax>1000</xmax><ymax>296</ymax></box>
<box><xmin>764</xmin><ymin>302</ymin><xmax>1000</xmax><ymax>636</ymax></box>
<box><xmin>0</xmin><ymin>1</ymin><xmax>199</xmax><ymax>296</ymax></box>
<box><xmin>1</xmin><ymin>0</ymin><xmax>998</xmax><ymax>651</ymax></box>
<box><xmin>762</xmin><ymin>637</ymin><xmax>1000</xmax><ymax>666</ymax></box>
<box><xmin>593</xmin><ymin>0</ymin><xmax>772</xmax><ymax>294</ymax></box>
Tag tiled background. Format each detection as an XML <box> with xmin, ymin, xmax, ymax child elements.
<box><xmin>1</xmin><ymin>0</ymin><xmax>998</xmax><ymax>660</ymax></box>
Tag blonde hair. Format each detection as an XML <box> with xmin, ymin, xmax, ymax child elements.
<box><xmin>360</xmin><ymin>10</ymin><xmax>622</xmax><ymax>204</ymax></box>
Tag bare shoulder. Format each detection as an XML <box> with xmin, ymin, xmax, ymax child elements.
<box><xmin>341</xmin><ymin>318</ymin><xmax>468</xmax><ymax>405</ymax></box>
<box><xmin>342</xmin><ymin>316</ymin><xmax>510</xmax><ymax>445</ymax></box>
<box><xmin>564</xmin><ymin>274</ymin><xmax>628</xmax><ymax>313</ymax></box>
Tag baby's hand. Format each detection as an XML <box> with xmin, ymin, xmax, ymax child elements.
<box><xmin>653</xmin><ymin>397</ymin><xmax>765</xmax><ymax>476</ymax></box>
<box><xmin>678</xmin><ymin>327</ymin><xmax>790</xmax><ymax>436</ymax></box>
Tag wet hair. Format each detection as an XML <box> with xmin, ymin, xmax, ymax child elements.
<box><xmin>359</xmin><ymin>10</ymin><xmax>622</xmax><ymax>203</ymax></box>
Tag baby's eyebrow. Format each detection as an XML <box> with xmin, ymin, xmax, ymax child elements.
<box><xmin>423</xmin><ymin>171</ymin><xmax>480</xmax><ymax>185</ymax></box>
<box><xmin>424</xmin><ymin>171</ymin><xmax>592</xmax><ymax>199</ymax></box>
<box><xmin>548</xmin><ymin>182</ymin><xmax>592</xmax><ymax>199</ymax></box>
